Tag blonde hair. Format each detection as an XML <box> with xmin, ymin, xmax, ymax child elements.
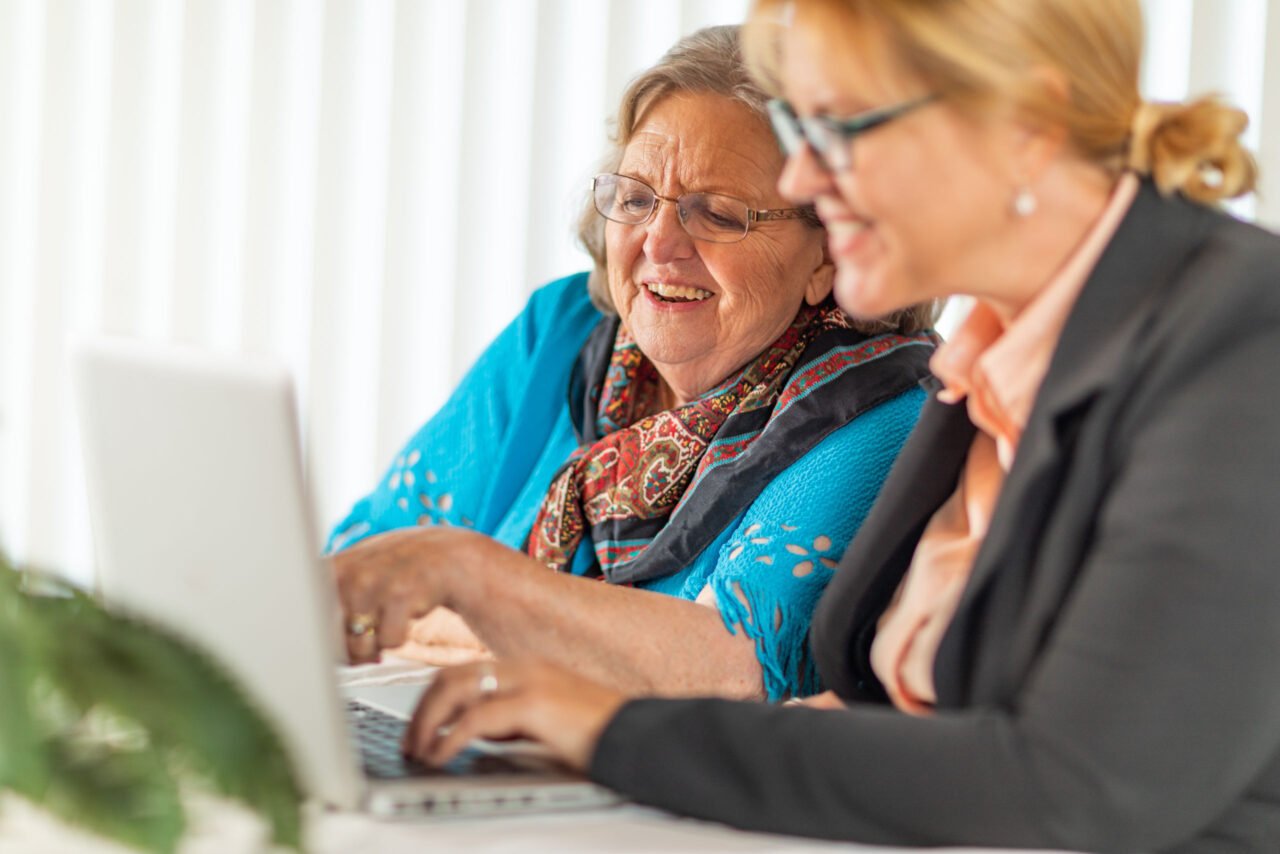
<box><xmin>577</xmin><ymin>24</ymin><xmax>936</xmax><ymax>335</ymax></box>
<box><xmin>744</xmin><ymin>0</ymin><xmax>1257</xmax><ymax>205</ymax></box>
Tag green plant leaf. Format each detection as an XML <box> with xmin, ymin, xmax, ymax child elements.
<box><xmin>33</xmin><ymin>592</ymin><xmax>302</xmax><ymax>849</ymax></box>
<box><xmin>0</xmin><ymin>614</ymin><xmax>50</xmax><ymax>796</ymax></box>
<box><xmin>39</xmin><ymin>740</ymin><xmax>185</xmax><ymax>854</ymax></box>
<box><xmin>0</xmin><ymin>557</ymin><xmax>303</xmax><ymax>852</ymax></box>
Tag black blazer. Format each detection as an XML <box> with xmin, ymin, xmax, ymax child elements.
<box><xmin>591</xmin><ymin>183</ymin><xmax>1280</xmax><ymax>853</ymax></box>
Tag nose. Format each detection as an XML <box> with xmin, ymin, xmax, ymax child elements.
<box><xmin>642</xmin><ymin>199</ymin><xmax>696</xmax><ymax>263</ymax></box>
<box><xmin>778</xmin><ymin>144</ymin><xmax>834</xmax><ymax>206</ymax></box>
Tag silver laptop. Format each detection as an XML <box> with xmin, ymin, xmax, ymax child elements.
<box><xmin>71</xmin><ymin>336</ymin><xmax>618</xmax><ymax>818</ymax></box>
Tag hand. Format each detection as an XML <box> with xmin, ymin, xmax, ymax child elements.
<box><xmin>331</xmin><ymin>527</ymin><xmax>480</xmax><ymax>664</ymax></box>
<box><xmin>393</xmin><ymin>606</ymin><xmax>492</xmax><ymax>666</ymax></box>
<box><xmin>402</xmin><ymin>658</ymin><xmax>627</xmax><ymax>772</ymax></box>
<box><xmin>786</xmin><ymin>690</ymin><xmax>846</xmax><ymax>709</ymax></box>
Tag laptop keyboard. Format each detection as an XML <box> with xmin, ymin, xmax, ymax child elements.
<box><xmin>346</xmin><ymin>699</ymin><xmax>526</xmax><ymax>780</ymax></box>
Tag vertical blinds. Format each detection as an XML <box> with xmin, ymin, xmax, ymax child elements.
<box><xmin>1</xmin><ymin>0</ymin><xmax>1276</xmax><ymax>586</ymax></box>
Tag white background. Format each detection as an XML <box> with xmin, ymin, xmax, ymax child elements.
<box><xmin>2</xmin><ymin>0</ymin><xmax>1277</xmax><ymax>587</ymax></box>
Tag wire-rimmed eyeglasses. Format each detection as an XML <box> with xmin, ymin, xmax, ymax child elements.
<box><xmin>767</xmin><ymin>94</ymin><xmax>937</xmax><ymax>173</ymax></box>
<box><xmin>592</xmin><ymin>173</ymin><xmax>814</xmax><ymax>244</ymax></box>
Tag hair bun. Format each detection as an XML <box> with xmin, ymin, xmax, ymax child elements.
<box><xmin>1127</xmin><ymin>96</ymin><xmax>1258</xmax><ymax>204</ymax></box>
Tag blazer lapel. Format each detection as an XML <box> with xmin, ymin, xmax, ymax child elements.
<box><xmin>935</xmin><ymin>183</ymin><xmax>1216</xmax><ymax>705</ymax></box>
<box><xmin>813</xmin><ymin>381</ymin><xmax>976</xmax><ymax>698</ymax></box>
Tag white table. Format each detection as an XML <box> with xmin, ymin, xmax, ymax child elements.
<box><xmin>0</xmin><ymin>660</ymin><xmax>1078</xmax><ymax>854</ymax></box>
<box><xmin>0</xmin><ymin>795</ymin><xmax>1075</xmax><ymax>854</ymax></box>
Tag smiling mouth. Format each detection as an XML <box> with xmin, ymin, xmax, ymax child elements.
<box><xmin>828</xmin><ymin>218</ymin><xmax>872</xmax><ymax>252</ymax></box>
<box><xmin>644</xmin><ymin>282</ymin><xmax>713</xmax><ymax>303</ymax></box>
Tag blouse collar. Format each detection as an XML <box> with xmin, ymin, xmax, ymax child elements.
<box><xmin>930</xmin><ymin>173</ymin><xmax>1139</xmax><ymax>468</ymax></box>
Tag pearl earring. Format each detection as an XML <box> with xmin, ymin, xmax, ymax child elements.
<box><xmin>1012</xmin><ymin>186</ymin><xmax>1038</xmax><ymax>218</ymax></box>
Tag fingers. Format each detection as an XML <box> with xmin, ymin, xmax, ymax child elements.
<box><xmin>330</xmin><ymin>531</ymin><xmax>445</xmax><ymax>664</ymax></box>
<box><xmin>426</xmin><ymin>696</ymin><xmax>531</xmax><ymax>766</ymax></box>
<box><xmin>403</xmin><ymin>659</ymin><xmax>626</xmax><ymax>773</ymax></box>
<box><xmin>788</xmin><ymin>690</ymin><xmax>845</xmax><ymax>709</ymax></box>
<box><xmin>403</xmin><ymin>661</ymin><xmax>505</xmax><ymax>759</ymax></box>
<box><xmin>376</xmin><ymin>595</ymin><xmax>415</xmax><ymax>652</ymax></box>
<box><xmin>331</xmin><ymin>548</ymin><xmax>373</xmax><ymax>617</ymax></box>
<box><xmin>332</xmin><ymin>550</ymin><xmax>382</xmax><ymax>663</ymax></box>
<box><xmin>345</xmin><ymin>614</ymin><xmax>382</xmax><ymax>664</ymax></box>
<box><xmin>338</xmin><ymin>566</ymin><xmax>384</xmax><ymax>664</ymax></box>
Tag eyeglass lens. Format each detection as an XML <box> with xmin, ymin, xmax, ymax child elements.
<box><xmin>766</xmin><ymin>99</ymin><xmax>809</xmax><ymax>160</ymax></box>
<box><xmin>593</xmin><ymin>174</ymin><xmax>753</xmax><ymax>243</ymax></box>
<box><xmin>767</xmin><ymin>96</ymin><xmax>935</xmax><ymax>173</ymax></box>
<box><xmin>767</xmin><ymin>99</ymin><xmax>851</xmax><ymax>173</ymax></box>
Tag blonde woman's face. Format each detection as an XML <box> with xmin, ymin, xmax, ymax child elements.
<box><xmin>774</xmin><ymin>17</ymin><xmax>1025</xmax><ymax>320</ymax></box>
<box><xmin>604</xmin><ymin>91</ymin><xmax>832</xmax><ymax>404</ymax></box>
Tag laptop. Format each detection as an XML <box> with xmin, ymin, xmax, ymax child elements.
<box><xmin>71</xmin><ymin>336</ymin><xmax>619</xmax><ymax>818</ymax></box>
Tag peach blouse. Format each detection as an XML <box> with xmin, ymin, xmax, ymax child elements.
<box><xmin>870</xmin><ymin>174</ymin><xmax>1139</xmax><ymax>714</ymax></box>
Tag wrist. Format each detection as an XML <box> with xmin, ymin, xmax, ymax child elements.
<box><xmin>429</xmin><ymin>527</ymin><xmax>496</xmax><ymax>613</ymax></box>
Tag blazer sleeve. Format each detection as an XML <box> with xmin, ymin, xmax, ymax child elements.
<box><xmin>590</xmin><ymin>281</ymin><xmax>1280</xmax><ymax>850</ymax></box>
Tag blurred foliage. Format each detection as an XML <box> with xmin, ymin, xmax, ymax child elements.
<box><xmin>0</xmin><ymin>553</ymin><xmax>303</xmax><ymax>852</ymax></box>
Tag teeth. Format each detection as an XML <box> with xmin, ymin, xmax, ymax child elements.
<box><xmin>645</xmin><ymin>282</ymin><xmax>713</xmax><ymax>301</ymax></box>
<box><xmin>830</xmin><ymin>221</ymin><xmax>868</xmax><ymax>238</ymax></box>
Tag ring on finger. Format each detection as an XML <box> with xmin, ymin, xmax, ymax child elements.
<box><xmin>347</xmin><ymin>611</ymin><xmax>378</xmax><ymax>637</ymax></box>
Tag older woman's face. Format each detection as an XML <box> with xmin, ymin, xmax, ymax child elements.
<box><xmin>775</xmin><ymin>17</ymin><xmax>1025</xmax><ymax>319</ymax></box>
<box><xmin>606</xmin><ymin>92</ymin><xmax>832</xmax><ymax>404</ymax></box>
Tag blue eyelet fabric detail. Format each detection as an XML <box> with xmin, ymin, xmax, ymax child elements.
<box><xmin>325</xmin><ymin>272</ymin><xmax>601</xmax><ymax>554</ymax></box>
<box><xmin>709</xmin><ymin>389</ymin><xmax>925</xmax><ymax>700</ymax></box>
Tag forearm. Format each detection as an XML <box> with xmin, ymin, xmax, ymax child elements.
<box><xmin>594</xmin><ymin>320</ymin><xmax>1280</xmax><ymax>850</ymax></box>
<box><xmin>590</xmin><ymin>690</ymin><xmax>1259</xmax><ymax>851</ymax></box>
<box><xmin>592</xmin><ymin>699</ymin><xmax>1053</xmax><ymax>846</ymax></box>
<box><xmin>447</xmin><ymin>535</ymin><xmax>764</xmax><ymax>698</ymax></box>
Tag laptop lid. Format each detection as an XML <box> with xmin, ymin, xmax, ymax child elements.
<box><xmin>72</xmin><ymin>337</ymin><xmax>364</xmax><ymax>808</ymax></box>
<box><xmin>72</xmin><ymin>337</ymin><xmax>618</xmax><ymax>817</ymax></box>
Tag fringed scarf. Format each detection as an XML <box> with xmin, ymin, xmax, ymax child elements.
<box><xmin>525</xmin><ymin>301</ymin><xmax>936</xmax><ymax>583</ymax></box>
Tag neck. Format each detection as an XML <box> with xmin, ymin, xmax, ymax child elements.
<box><xmin>974</xmin><ymin>162</ymin><xmax>1118</xmax><ymax>325</ymax></box>
<box><xmin>656</xmin><ymin>380</ymin><xmax>684</xmax><ymax>410</ymax></box>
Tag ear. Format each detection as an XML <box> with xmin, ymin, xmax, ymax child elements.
<box><xmin>1011</xmin><ymin>66</ymin><xmax>1071</xmax><ymax>182</ymax></box>
<box><xmin>803</xmin><ymin>242</ymin><xmax>836</xmax><ymax>306</ymax></box>
<box><xmin>1011</xmin><ymin>120</ymin><xmax>1068</xmax><ymax>185</ymax></box>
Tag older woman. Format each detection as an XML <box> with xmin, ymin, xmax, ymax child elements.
<box><xmin>328</xmin><ymin>26</ymin><xmax>935</xmax><ymax>702</ymax></box>
<box><xmin>404</xmin><ymin>2</ymin><xmax>1280</xmax><ymax>850</ymax></box>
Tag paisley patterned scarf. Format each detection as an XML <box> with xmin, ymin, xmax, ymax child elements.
<box><xmin>526</xmin><ymin>302</ymin><xmax>859</xmax><ymax>578</ymax></box>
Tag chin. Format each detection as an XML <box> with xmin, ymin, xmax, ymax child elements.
<box><xmin>832</xmin><ymin>265</ymin><xmax>909</xmax><ymax>320</ymax></box>
<box><xmin>630</xmin><ymin>328</ymin><xmax>694</xmax><ymax>365</ymax></box>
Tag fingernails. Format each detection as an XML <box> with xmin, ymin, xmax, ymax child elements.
<box><xmin>936</xmin><ymin>388</ymin><xmax>965</xmax><ymax>405</ymax></box>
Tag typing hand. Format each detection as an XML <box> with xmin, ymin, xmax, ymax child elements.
<box><xmin>331</xmin><ymin>526</ymin><xmax>474</xmax><ymax>664</ymax></box>
<box><xmin>785</xmin><ymin>690</ymin><xmax>846</xmax><ymax>709</ymax></box>
<box><xmin>401</xmin><ymin>658</ymin><xmax>627</xmax><ymax>772</ymax></box>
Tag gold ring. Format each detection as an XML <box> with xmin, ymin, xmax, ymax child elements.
<box><xmin>477</xmin><ymin>665</ymin><xmax>499</xmax><ymax>697</ymax></box>
<box><xmin>347</xmin><ymin>612</ymin><xmax>378</xmax><ymax>637</ymax></box>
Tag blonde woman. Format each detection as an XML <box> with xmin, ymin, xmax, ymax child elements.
<box><xmin>402</xmin><ymin>1</ymin><xmax>1280</xmax><ymax>850</ymax></box>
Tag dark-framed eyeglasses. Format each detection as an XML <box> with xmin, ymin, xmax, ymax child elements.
<box><xmin>591</xmin><ymin>173</ymin><xmax>814</xmax><ymax>244</ymax></box>
<box><xmin>767</xmin><ymin>94</ymin><xmax>937</xmax><ymax>173</ymax></box>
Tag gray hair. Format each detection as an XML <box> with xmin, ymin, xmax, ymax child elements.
<box><xmin>575</xmin><ymin>24</ymin><xmax>936</xmax><ymax>336</ymax></box>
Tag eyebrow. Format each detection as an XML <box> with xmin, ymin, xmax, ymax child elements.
<box><xmin>613</xmin><ymin>166</ymin><xmax>773</xmax><ymax>204</ymax></box>
<box><xmin>810</xmin><ymin>94</ymin><xmax>880</xmax><ymax>118</ymax></box>
<box><xmin>792</xmin><ymin>76</ymin><xmax>885</xmax><ymax>117</ymax></box>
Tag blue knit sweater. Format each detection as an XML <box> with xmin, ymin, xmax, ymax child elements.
<box><xmin>328</xmin><ymin>272</ymin><xmax>925</xmax><ymax>699</ymax></box>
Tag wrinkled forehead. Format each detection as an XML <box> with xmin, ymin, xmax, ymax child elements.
<box><xmin>617</xmin><ymin>92</ymin><xmax>786</xmax><ymax>200</ymax></box>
